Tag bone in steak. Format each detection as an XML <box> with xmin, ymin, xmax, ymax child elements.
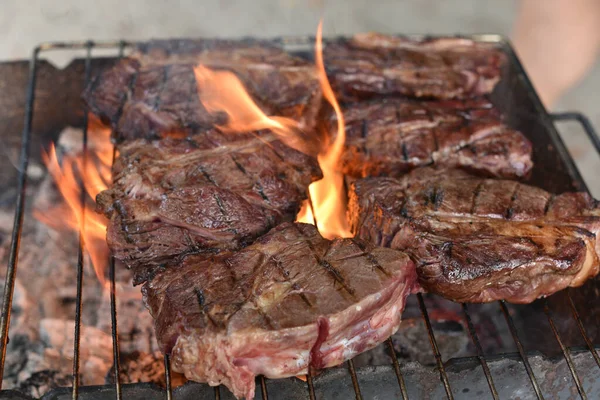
<box><xmin>325</xmin><ymin>33</ymin><xmax>505</xmax><ymax>101</ymax></box>
<box><xmin>142</xmin><ymin>222</ymin><xmax>417</xmax><ymax>399</ymax></box>
<box><xmin>83</xmin><ymin>39</ymin><xmax>321</xmax><ymax>141</ymax></box>
<box><xmin>96</xmin><ymin>129</ymin><xmax>322</xmax><ymax>284</ymax></box>
<box><xmin>348</xmin><ymin>168</ymin><xmax>600</xmax><ymax>303</ymax></box>
<box><xmin>331</xmin><ymin>98</ymin><xmax>532</xmax><ymax>179</ymax></box>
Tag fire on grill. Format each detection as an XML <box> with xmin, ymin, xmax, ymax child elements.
<box><xmin>3</xmin><ymin>23</ymin><xmax>598</xmax><ymax>400</ymax></box>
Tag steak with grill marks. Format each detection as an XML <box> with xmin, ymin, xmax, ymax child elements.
<box><xmin>142</xmin><ymin>222</ymin><xmax>417</xmax><ymax>399</ymax></box>
<box><xmin>330</xmin><ymin>98</ymin><xmax>532</xmax><ymax>179</ymax></box>
<box><xmin>96</xmin><ymin>129</ymin><xmax>322</xmax><ymax>284</ymax></box>
<box><xmin>325</xmin><ymin>33</ymin><xmax>505</xmax><ymax>101</ymax></box>
<box><xmin>83</xmin><ymin>39</ymin><xmax>321</xmax><ymax>142</ymax></box>
<box><xmin>348</xmin><ymin>168</ymin><xmax>600</xmax><ymax>303</ymax></box>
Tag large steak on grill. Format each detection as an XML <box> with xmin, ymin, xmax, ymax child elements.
<box><xmin>96</xmin><ymin>129</ymin><xmax>322</xmax><ymax>284</ymax></box>
<box><xmin>83</xmin><ymin>39</ymin><xmax>322</xmax><ymax>142</ymax></box>
<box><xmin>325</xmin><ymin>33</ymin><xmax>505</xmax><ymax>102</ymax></box>
<box><xmin>330</xmin><ymin>98</ymin><xmax>532</xmax><ymax>179</ymax></box>
<box><xmin>348</xmin><ymin>168</ymin><xmax>600</xmax><ymax>303</ymax></box>
<box><xmin>142</xmin><ymin>222</ymin><xmax>417</xmax><ymax>399</ymax></box>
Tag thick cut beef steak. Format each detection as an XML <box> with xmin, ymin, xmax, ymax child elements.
<box><xmin>348</xmin><ymin>168</ymin><xmax>600</xmax><ymax>303</ymax></box>
<box><xmin>96</xmin><ymin>129</ymin><xmax>322</xmax><ymax>283</ymax></box>
<box><xmin>83</xmin><ymin>39</ymin><xmax>321</xmax><ymax>141</ymax></box>
<box><xmin>331</xmin><ymin>98</ymin><xmax>532</xmax><ymax>179</ymax></box>
<box><xmin>143</xmin><ymin>222</ymin><xmax>417</xmax><ymax>399</ymax></box>
<box><xmin>325</xmin><ymin>33</ymin><xmax>504</xmax><ymax>101</ymax></box>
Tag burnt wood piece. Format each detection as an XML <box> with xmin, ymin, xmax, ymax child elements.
<box><xmin>325</xmin><ymin>33</ymin><xmax>505</xmax><ymax>102</ymax></box>
<box><xmin>142</xmin><ymin>222</ymin><xmax>417</xmax><ymax>399</ymax></box>
<box><xmin>348</xmin><ymin>167</ymin><xmax>600</xmax><ymax>303</ymax></box>
<box><xmin>96</xmin><ymin>129</ymin><xmax>322</xmax><ymax>284</ymax></box>
<box><xmin>331</xmin><ymin>98</ymin><xmax>532</xmax><ymax>179</ymax></box>
<box><xmin>83</xmin><ymin>39</ymin><xmax>322</xmax><ymax>142</ymax></box>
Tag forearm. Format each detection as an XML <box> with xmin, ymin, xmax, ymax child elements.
<box><xmin>512</xmin><ymin>0</ymin><xmax>600</xmax><ymax>108</ymax></box>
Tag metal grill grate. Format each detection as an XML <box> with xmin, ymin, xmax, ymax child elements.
<box><xmin>0</xmin><ymin>38</ymin><xmax>599</xmax><ymax>400</ymax></box>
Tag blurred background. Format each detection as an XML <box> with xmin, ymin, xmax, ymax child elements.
<box><xmin>1</xmin><ymin>0</ymin><xmax>599</xmax><ymax>193</ymax></box>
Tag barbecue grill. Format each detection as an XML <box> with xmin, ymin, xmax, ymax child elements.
<box><xmin>0</xmin><ymin>35</ymin><xmax>598</xmax><ymax>400</ymax></box>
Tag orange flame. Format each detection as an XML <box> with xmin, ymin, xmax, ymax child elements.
<box><xmin>194</xmin><ymin>65</ymin><xmax>310</xmax><ymax>154</ymax></box>
<box><xmin>35</xmin><ymin>120</ymin><xmax>112</xmax><ymax>285</ymax></box>
<box><xmin>298</xmin><ymin>20</ymin><xmax>352</xmax><ymax>239</ymax></box>
<box><xmin>195</xmin><ymin>21</ymin><xmax>350</xmax><ymax>239</ymax></box>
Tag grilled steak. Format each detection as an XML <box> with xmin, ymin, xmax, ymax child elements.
<box><xmin>331</xmin><ymin>98</ymin><xmax>532</xmax><ymax>179</ymax></box>
<box><xmin>348</xmin><ymin>168</ymin><xmax>600</xmax><ymax>303</ymax></box>
<box><xmin>83</xmin><ymin>39</ymin><xmax>321</xmax><ymax>141</ymax></box>
<box><xmin>325</xmin><ymin>33</ymin><xmax>505</xmax><ymax>101</ymax></box>
<box><xmin>96</xmin><ymin>129</ymin><xmax>322</xmax><ymax>283</ymax></box>
<box><xmin>142</xmin><ymin>222</ymin><xmax>417</xmax><ymax>399</ymax></box>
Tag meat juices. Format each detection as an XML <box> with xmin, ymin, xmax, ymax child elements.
<box><xmin>348</xmin><ymin>168</ymin><xmax>600</xmax><ymax>303</ymax></box>
<box><xmin>332</xmin><ymin>98</ymin><xmax>532</xmax><ymax>179</ymax></box>
<box><xmin>83</xmin><ymin>39</ymin><xmax>322</xmax><ymax>142</ymax></box>
<box><xmin>143</xmin><ymin>222</ymin><xmax>417</xmax><ymax>399</ymax></box>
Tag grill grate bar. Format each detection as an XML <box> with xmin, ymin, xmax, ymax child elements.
<box><xmin>386</xmin><ymin>337</ymin><xmax>409</xmax><ymax>399</ymax></box>
<box><xmin>0</xmin><ymin>46</ymin><xmax>40</xmax><ymax>387</ymax></box>
<box><xmin>417</xmin><ymin>294</ymin><xmax>453</xmax><ymax>399</ymax></box>
<box><xmin>109</xmin><ymin>258</ymin><xmax>122</xmax><ymax>399</ymax></box>
<box><xmin>260</xmin><ymin>376</ymin><xmax>269</xmax><ymax>399</ymax></box>
<box><xmin>568</xmin><ymin>291</ymin><xmax>600</xmax><ymax>369</ymax></box>
<box><xmin>108</xmin><ymin>41</ymin><xmax>127</xmax><ymax>400</ymax></box>
<box><xmin>347</xmin><ymin>359</ymin><xmax>363</xmax><ymax>400</ymax></box>
<box><xmin>72</xmin><ymin>41</ymin><xmax>94</xmax><ymax>399</ymax></box>
<box><xmin>499</xmin><ymin>301</ymin><xmax>544</xmax><ymax>399</ymax></box>
<box><xmin>214</xmin><ymin>386</ymin><xmax>221</xmax><ymax>400</ymax></box>
<box><xmin>461</xmin><ymin>304</ymin><xmax>499</xmax><ymax>399</ymax></box>
<box><xmin>543</xmin><ymin>301</ymin><xmax>587</xmax><ymax>399</ymax></box>
<box><xmin>306</xmin><ymin>371</ymin><xmax>316</xmax><ymax>400</ymax></box>
<box><xmin>164</xmin><ymin>355</ymin><xmax>173</xmax><ymax>400</ymax></box>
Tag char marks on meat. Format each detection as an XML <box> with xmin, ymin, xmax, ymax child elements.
<box><xmin>325</xmin><ymin>33</ymin><xmax>505</xmax><ymax>101</ymax></box>
<box><xmin>333</xmin><ymin>98</ymin><xmax>532</xmax><ymax>179</ymax></box>
<box><xmin>83</xmin><ymin>39</ymin><xmax>322</xmax><ymax>142</ymax></box>
<box><xmin>142</xmin><ymin>222</ymin><xmax>417</xmax><ymax>399</ymax></box>
<box><xmin>96</xmin><ymin>129</ymin><xmax>322</xmax><ymax>284</ymax></box>
<box><xmin>348</xmin><ymin>168</ymin><xmax>600</xmax><ymax>303</ymax></box>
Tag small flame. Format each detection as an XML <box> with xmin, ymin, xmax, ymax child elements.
<box><xmin>35</xmin><ymin>119</ymin><xmax>112</xmax><ymax>285</ymax></box>
<box><xmin>297</xmin><ymin>21</ymin><xmax>352</xmax><ymax>239</ymax></box>
<box><xmin>194</xmin><ymin>65</ymin><xmax>311</xmax><ymax>154</ymax></box>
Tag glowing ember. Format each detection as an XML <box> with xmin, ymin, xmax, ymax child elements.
<box><xmin>35</xmin><ymin>119</ymin><xmax>112</xmax><ymax>285</ymax></box>
<box><xmin>297</xmin><ymin>21</ymin><xmax>352</xmax><ymax>239</ymax></box>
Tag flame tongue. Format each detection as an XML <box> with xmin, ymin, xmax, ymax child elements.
<box><xmin>36</xmin><ymin>122</ymin><xmax>112</xmax><ymax>285</ymax></box>
<box><xmin>194</xmin><ymin>65</ymin><xmax>314</xmax><ymax>155</ymax></box>
<box><xmin>301</xmin><ymin>21</ymin><xmax>352</xmax><ymax>239</ymax></box>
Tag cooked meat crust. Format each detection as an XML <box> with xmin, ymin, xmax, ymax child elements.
<box><xmin>83</xmin><ymin>39</ymin><xmax>322</xmax><ymax>142</ymax></box>
<box><xmin>332</xmin><ymin>98</ymin><xmax>532</xmax><ymax>179</ymax></box>
<box><xmin>348</xmin><ymin>168</ymin><xmax>600</xmax><ymax>303</ymax></box>
<box><xmin>96</xmin><ymin>129</ymin><xmax>322</xmax><ymax>284</ymax></box>
<box><xmin>143</xmin><ymin>222</ymin><xmax>417</xmax><ymax>399</ymax></box>
<box><xmin>325</xmin><ymin>33</ymin><xmax>505</xmax><ymax>101</ymax></box>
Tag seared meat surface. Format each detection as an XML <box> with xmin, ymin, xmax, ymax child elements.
<box><xmin>83</xmin><ymin>39</ymin><xmax>321</xmax><ymax>141</ymax></box>
<box><xmin>332</xmin><ymin>98</ymin><xmax>532</xmax><ymax>179</ymax></box>
<box><xmin>96</xmin><ymin>129</ymin><xmax>322</xmax><ymax>283</ymax></box>
<box><xmin>348</xmin><ymin>168</ymin><xmax>600</xmax><ymax>303</ymax></box>
<box><xmin>325</xmin><ymin>33</ymin><xmax>504</xmax><ymax>101</ymax></box>
<box><xmin>143</xmin><ymin>222</ymin><xmax>417</xmax><ymax>399</ymax></box>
